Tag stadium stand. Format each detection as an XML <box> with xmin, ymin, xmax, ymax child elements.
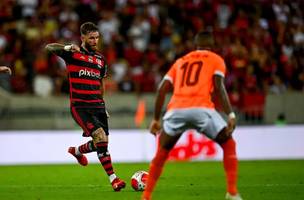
<box><xmin>0</xmin><ymin>0</ymin><xmax>303</xmax><ymax>127</ymax></box>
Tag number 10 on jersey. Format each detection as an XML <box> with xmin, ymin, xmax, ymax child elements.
<box><xmin>180</xmin><ymin>61</ymin><xmax>203</xmax><ymax>87</ymax></box>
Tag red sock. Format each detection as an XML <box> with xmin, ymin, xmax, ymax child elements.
<box><xmin>220</xmin><ymin>138</ymin><xmax>238</xmax><ymax>195</ymax></box>
<box><xmin>142</xmin><ymin>147</ymin><xmax>169</xmax><ymax>199</ymax></box>
<box><xmin>78</xmin><ymin>140</ymin><xmax>96</xmax><ymax>154</ymax></box>
<box><xmin>96</xmin><ymin>142</ymin><xmax>114</xmax><ymax>176</ymax></box>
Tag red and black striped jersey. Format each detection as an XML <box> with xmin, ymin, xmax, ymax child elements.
<box><xmin>57</xmin><ymin>47</ymin><xmax>107</xmax><ymax>108</ymax></box>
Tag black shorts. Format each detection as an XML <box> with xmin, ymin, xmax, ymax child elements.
<box><xmin>71</xmin><ymin>107</ymin><xmax>109</xmax><ymax>137</ymax></box>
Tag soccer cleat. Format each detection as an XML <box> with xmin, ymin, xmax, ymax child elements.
<box><xmin>111</xmin><ymin>177</ymin><xmax>126</xmax><ymax>191</ymax></box>
<box><xmin>68</xmin><ymin>147</ymin><xmax>88</xmax><ymax>166</ymax></box>
<box><xmin>225</xmin><ymin>193</ymin><xmax>243</xmax><ymax>200</ymax></box>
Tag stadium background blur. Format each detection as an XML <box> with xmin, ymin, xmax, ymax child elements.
<box><xmin>0</xmin><ymin>0</ymin><xmax>303</xmax><ymax>129</ymax></box>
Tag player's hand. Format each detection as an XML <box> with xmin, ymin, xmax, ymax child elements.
<box><xmin>64</xmin><ymin>44</ymin><xmax>80</xmax><ymax>52</ymax></box>
<box><xmin>0</xmin><ymin>66</ymin><xmax>12</xmax><ymax>75</ymax></box>
<box><xmin>227</xmin><ymin>117</ymin><xmax>236</xmax><ymax>134</ymax></box>
<box><xmin>70</xmin><ymin>44</ymin><xmax>80</xmax><ymax>52</ymax></box>
<box><xmin>149</xmin><ymin>119</ymin><xmax>161</xmax><ymax>136</ymax></box>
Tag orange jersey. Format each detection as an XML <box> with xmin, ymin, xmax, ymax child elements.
<box><xmin>164</xmin><ymin>50</ymin><xmax>226</xmax><ymax>110</ymax></box>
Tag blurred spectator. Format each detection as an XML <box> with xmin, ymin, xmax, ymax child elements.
<box><xmin>269</xmin><ymin>75</ymin><xmax>287</xmax><ymax>95</ymax></box>
<box><xmin>111</xmin><ymin>58</ymin><xmax>128</xmax><ymax>83</ymax></box>
<box><xmin>216</xmin><ymin>0</ymin><xmax>232</xmax><ymax>29</ymax></box>
<box><xmin>98</xmin><ymin>10</ymin><xmax>119</xmax><ymax>45</ymax></box>
<box><xmin>127</xmin><ymin>13</ymin><xmax>150</xmax><ymax>52</ymax></box>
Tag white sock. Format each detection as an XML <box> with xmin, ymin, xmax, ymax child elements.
<box><xmin>109</xmin><ymin>174</ymin><xmax>117</xmax><ymax>183</ymax></box>
<box><xmin>75</xmin><ymin>147</ymin><xmax>81</xmax><ymax>156</ymax></box>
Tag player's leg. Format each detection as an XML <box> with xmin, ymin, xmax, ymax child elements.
<box><xmin>143</xmin><ymin>109</ymin><xmax>187</xmax><ymax>200</ymax></box>
<box><xmin>68</xmin><ymin>107</ymin><xmax>94</xmax><ymax>166</ymax></box>
<box><xmin>142</xmin><ymin>131</ymin><xmax>181</xmax><ymax>200</ymax></box>
<box><xmin>215</xmin><ymin>129</ymin><xmax>241</xmax><ymax>200</ymax></box>
<box><xmin>77</xmin><ymin>140</ymin><xmax>97</xmax><ymax>154</ymax></box>
<box><xmin>202</xmin><ymin>109</ymin><xmax>241</xmax><ymax>200</ymax></box>
<box><xmin>91</xmin><ymin>128</ymin><xmax>126</xmax><ymax>191</ymax></box>
<box><xmin>68</xmin><ymin>140</ymin><xmax>96</xmax><ymax>166</ymax></box>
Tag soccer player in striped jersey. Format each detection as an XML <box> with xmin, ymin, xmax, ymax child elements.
<box><xmin>142</xmin><ymin>31</ymin><xmax>242</xmax><ymax>200</ymax></box>
<box><xmin>45</xmin><ymin>22</ymin><xmax>125</xmax><ymax>191</ymax></box>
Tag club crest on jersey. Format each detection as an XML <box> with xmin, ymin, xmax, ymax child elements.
<box><xmin>79</xmin><ymin>69</ymin><xmax>100</xmax><ymax>78</ymax></box>
<box><xmin>96</xmin><ymin>58</ymin><xmax>104</xmax><ymax>66</ymax></box>
<box><xmin>88</xmin><ymin>56</ymin><xmax>93</xmax><ymax>63</ymax></box>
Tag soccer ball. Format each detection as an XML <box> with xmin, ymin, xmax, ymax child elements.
<box><xmin>131</xmin><ymin>170</ymin><xmax>149</xmax><ymax>191</ymax></box>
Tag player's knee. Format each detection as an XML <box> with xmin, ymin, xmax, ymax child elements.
<box><xmin>159</xmin><ymin>131</ymin><xmax>181</xmax><ymax>150</ymax></box>
<box><xmin>92</xmin><ymin>128</ymin><xmax>107</xmax><ymax>143</ymax></box>
<box><xmin>214</xmin><ymin>127</ymin><xmax>232</xmax><ymax>144</ymax></box>
<box><xmin>89</xmin><ymin>140</ymin><xmax>97</xmax><ymax>151</ymax></box>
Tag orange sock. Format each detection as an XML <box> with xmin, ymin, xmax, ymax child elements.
<box><xmin>142</xmin><ymin>147</ymin><xmax>169</xmax><ymax>200</ymax></box>
<box><xmin>220</xmin><ymin>138</ymin><xmax>238</xmax><ymax>195</ymax></box>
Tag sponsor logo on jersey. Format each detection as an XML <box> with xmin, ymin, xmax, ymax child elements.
<box><xmin>79</xmin><ymin>69</ymin><xmax>100</xmax><ymax>78</ymax></box>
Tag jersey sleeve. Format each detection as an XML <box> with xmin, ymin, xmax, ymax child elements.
<box><xmin>101</xmin><ymin>58</ymin><xmax>108</xmax><ymax>78</ymax></box>
<box><xmin>213</xmin><ymin>55</ymin><xmax>226</xmax><ymax>77</ymax></box>
<box><xmin>163</xmin><ymin>61</ymin><xmax>177</xmax><ymax>84</ymax></box>
<box><xmin>56</xmin><ymin>50</ymin><xmax>73</xmax><ymax>63</ymax></box>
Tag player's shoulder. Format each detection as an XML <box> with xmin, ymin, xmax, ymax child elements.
<box><xmin>207</xmin><ymin>50</ymin><xmax>224</xmax><ymax>61</ymax></box>
<box><xmin>94</xmin><ymin>51</ymin><xmax>104</xmax><ymax>59</ymax></box>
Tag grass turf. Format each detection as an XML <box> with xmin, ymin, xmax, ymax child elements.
<box><xmin>0</xmin><ymin>160</ymin><xmax>303</xmax><ymax>200</ymax></box>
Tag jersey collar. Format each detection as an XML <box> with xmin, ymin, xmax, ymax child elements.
<box><xmin>80</xmin><ymin>46</ymin><xmax>96</xmax><ymax>56</ymax></box>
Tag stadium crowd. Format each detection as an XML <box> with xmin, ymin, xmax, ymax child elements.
<box><xmin>0</xmin><ymin>0</ymin><xmax>303</xmax><ymax>103</ymax></box>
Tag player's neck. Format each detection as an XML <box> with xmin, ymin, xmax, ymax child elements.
<box><xmin>81</xmin><ymin>44</ymin><xmax>96</xmax><ymax>54</ymax></box>
<box><xmin>197</xmin><ymin>47</ymin><xmax>212</xmax><ymax>51</ymax></box>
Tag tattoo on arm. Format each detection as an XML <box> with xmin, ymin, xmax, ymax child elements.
<box><xmin>45</xmin><ymin>43</ymin><xmax>65</xmax><ymax>55</ymax></box>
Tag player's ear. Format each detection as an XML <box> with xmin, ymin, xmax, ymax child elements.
<box><xmin>80</xmin><ymin>35</ymin><xmax>85</xmax><ymax>43</ymax></box>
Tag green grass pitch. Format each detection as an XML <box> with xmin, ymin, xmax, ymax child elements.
<box><xmin>0</xmin><ymin>160</ymin><xmax>303</xmax><ymax>200</ymax></box>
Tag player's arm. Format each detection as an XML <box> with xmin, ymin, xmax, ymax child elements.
<box><xmin>154</xmin><ymin>79</ymin><xmax>172</xmax><ymax>120</ymax></box>
<box><xmin>100</xmin><ymin>78</ymin><xmax>105</xmax><ymax>98</ymax></box>
<box><xmin>214</xmin><ymin>75</ymin><xmax>236</xmax><ymax>133</ymax></box>
<box><xmin>100</xmin><ymin>78</ymin><xmax>109</xmax><ymax>117</ymax></box>
<box><xmin>0</xmin><ymin>66</ymin><xmax>12</xmax><ymax>75</ymax></box>
<box><xmin>45</xmin><ymin>43</ymin><xmax>80</xmax><ymax>56</ymax></box>
<box><xmin>100</xmin><ymin>61</ymin><xmax>108</xmax><ymax>99</ymax></box>
<box><xmin>150</xmin><ymin>79</ymin><xmax>172</xmax><ymax>135</ymax></box>
<box><xmin>100</xmin><ymin>60</ymin><xmax>110</xmax><ymax>118</ymax></box>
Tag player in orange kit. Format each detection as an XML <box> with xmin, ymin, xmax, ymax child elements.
<box><xmin>142</xmin><ymin>30</ymin><xmax>242</xmax><ymax>200</ymax></box>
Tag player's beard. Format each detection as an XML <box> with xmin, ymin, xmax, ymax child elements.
<box><xmin>84</xmin><ymin>42</ymin><xmax>97</xmax><ymax>52</ymax></box>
